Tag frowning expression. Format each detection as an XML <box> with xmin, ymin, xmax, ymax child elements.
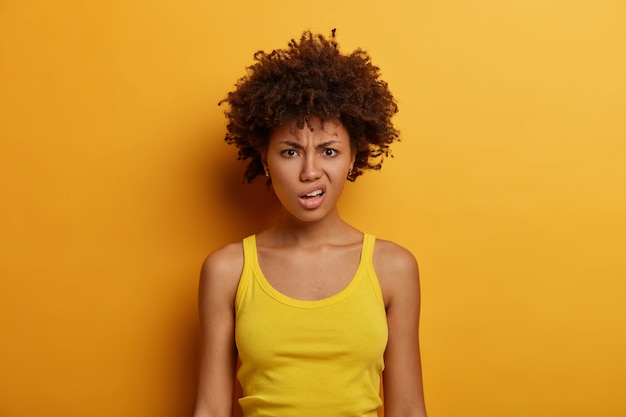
<box><xmin>265</xmin><ymin>117</ymin><xmax>355</xmax><ymax>223</ymax></box>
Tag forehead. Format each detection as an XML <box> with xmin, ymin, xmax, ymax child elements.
<box><xmin>269</xmin><ymin>117</ymin><xmax>350</xmax><ymax>144</ymax></box>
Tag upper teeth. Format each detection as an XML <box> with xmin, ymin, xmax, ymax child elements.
<box><xmin>306</xmin><ymin>190</ymin><xmax>323</xmax><ymax>197</ymax></box>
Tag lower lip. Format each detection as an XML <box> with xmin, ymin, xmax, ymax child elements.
<box><xmin>299</xmin><ymin>193</ymin><xmax>324</xmax><ymax>210</ymax></box>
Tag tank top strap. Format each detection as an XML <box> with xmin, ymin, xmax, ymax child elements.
<box><xmin>235</xmin><ymin>235</ymin><xmax>257</xmax><ymax>314</ymax></box>
<box><xmin>242</xmin><ymin>234</ymin><xmax>257</xmax><ymax>263</ymax></box>
<box><xmin>361</xmin><ymin>233</ymin><xmax>385</xmax><ymax>308</ymax></box>
<box><xmin>361</xmin><ymin>233</ymin><xmax>375</xmax><ymax>259</ymax></box>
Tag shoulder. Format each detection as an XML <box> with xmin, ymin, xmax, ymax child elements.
<box><xmin>372</xmin><ymin>238</ymin><xmax>419</xmax><ymax>277</ymax></box>
<box><xmin>198</xmin><ymin>240</ymin><xmax>245</xmax><ymax>307</ymax></box>
<box><xmin>372</xmin><ymin>238</ymin><xmax>420</xmax><ymax>307</ymax></box>
<box><xmin>201</xmin><ymin>241</ymin><xmax>244</xmax><ymax>278</ymax></box>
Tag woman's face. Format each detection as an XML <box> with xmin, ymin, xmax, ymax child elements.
<box><xmin>264</xmin><ymin>117</ymin><xmax>355</xmax><ymax>224</ymax></box>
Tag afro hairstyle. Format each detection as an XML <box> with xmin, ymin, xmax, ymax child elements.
<box><xmin>220</xmin><ymin>30</ymin><xmax>400</xmax><ymax>182</ymax></box>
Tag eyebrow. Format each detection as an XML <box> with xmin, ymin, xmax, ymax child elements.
<box><xmin>280</xmin><ymin>140</ymin><xmax>341</xmax><ymax>149</ymax></box>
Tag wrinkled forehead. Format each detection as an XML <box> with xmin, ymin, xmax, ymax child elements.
<box><xmin>270</xmin><ymin>117</ymin><xmax>349</xmax><ymax>144</ymax></box>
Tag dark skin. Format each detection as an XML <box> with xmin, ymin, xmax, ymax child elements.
<box><xmin>192</xmin><ymin>118</ymin><xmax>427</xmax><ymax>417</ymax></box>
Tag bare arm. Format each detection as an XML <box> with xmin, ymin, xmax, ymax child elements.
<box><xmin>375</xmin><ymin>241</ymin><xmax>427</xmax><ymax>417</ymax></box>
<box><xmin>192</xmin><ymin>243</ymin><xmax>243</xmax><ymax>417</ymax></box>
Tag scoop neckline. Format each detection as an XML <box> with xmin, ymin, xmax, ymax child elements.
<box><xmin>249</xmin><ymin>234</ymin><xmax>369</xmax><ymax>309</ymax></box>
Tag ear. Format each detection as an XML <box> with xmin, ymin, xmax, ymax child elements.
<box><xmin>259</xmin><ymin>151</ymin><xmax>270</xmax><ymax>177</ymax></box>
<box><xmin>349</xmin><ymin>148</ymin><xmax>356</xmax><ymax>172</ymax></box>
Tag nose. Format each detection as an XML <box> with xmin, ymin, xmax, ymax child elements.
<box><xmin>300</xmin><ymin>155</ymin><xmax>322</xmax><ymax>182</ymax></box>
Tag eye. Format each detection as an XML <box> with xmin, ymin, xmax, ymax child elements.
<box><xmin>323</xmin><ymin>148</ymin><xmax>338</xmax><ymax>157</ymax></box>
<box><xmin>281</xmin><ymin>149</ymin><xmax>298</xmax><ymax>158</ymax></box>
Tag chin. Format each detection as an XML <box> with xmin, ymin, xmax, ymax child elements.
<box><xmin>285</xmin><ymin>208</ymin><xmax>331</xmax><ymax>224</ymax></box>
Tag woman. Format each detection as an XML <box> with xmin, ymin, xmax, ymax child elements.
<box><xmin>193</xmin><ymin>31</ymin><xmax>427</xmax><ymax>417</ymax></box>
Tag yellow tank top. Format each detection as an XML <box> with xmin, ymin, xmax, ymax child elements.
<box><xmin>235</xmin><ymin>233</ymin><xmax>388</xmax><ymax>417</ymax></box>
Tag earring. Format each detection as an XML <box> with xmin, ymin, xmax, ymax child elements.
<box><xmin>264</xmin><ymin>167</ymin><xmax>270</xmax><ymax>177</ymax></box>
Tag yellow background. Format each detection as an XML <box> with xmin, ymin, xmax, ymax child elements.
<box><xmin>1</xmin><ymin>1</ymin><xmax>625</xmax><ymax>416</ymax></box>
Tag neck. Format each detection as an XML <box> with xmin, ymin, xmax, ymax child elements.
<box><xmin>268</xmin><ymin>207</ymin><xmax>355</xmax><ymax>246</ymax></box>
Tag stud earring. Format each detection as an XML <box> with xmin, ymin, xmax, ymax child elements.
<box><xmin>264</xmin><ymin>167</ymin><xmax>270</xmax><ymax>177</ymax></box>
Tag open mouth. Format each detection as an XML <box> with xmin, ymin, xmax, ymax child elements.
<box><xmin>302</xmin><ymin>189</ymin><xmax>324</xmax><ymax>199</ymax></box>
<box><xmin>299</xmin><ymin>187</ymin><xmax>325</xmax><ymax>209</ymax></box>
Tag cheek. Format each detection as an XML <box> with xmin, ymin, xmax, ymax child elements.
<box><xmin>267</xmin><ymin>161</ymin><xmax>293</xmax><ymax>182</ymax></box>
<box><xmin>334</xmin><ymin>158</ymin><xmax>353</xmax><ymax>176</ymax></box>
<box><xmin>266</xmin><ymin>165</ymin><xmax>294</xmax><ymax>195</ymax></box>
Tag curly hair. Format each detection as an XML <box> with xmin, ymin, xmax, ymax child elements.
<box><xmin>220</xmin><ymin>30</ymin><xmax>399</xmax><ymax>182</ymax></box>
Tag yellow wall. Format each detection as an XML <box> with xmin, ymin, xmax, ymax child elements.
<box><xmin>1</xmin><ymin>1</ymin><xmax>625</xmax><ymax>416</ymax></box>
